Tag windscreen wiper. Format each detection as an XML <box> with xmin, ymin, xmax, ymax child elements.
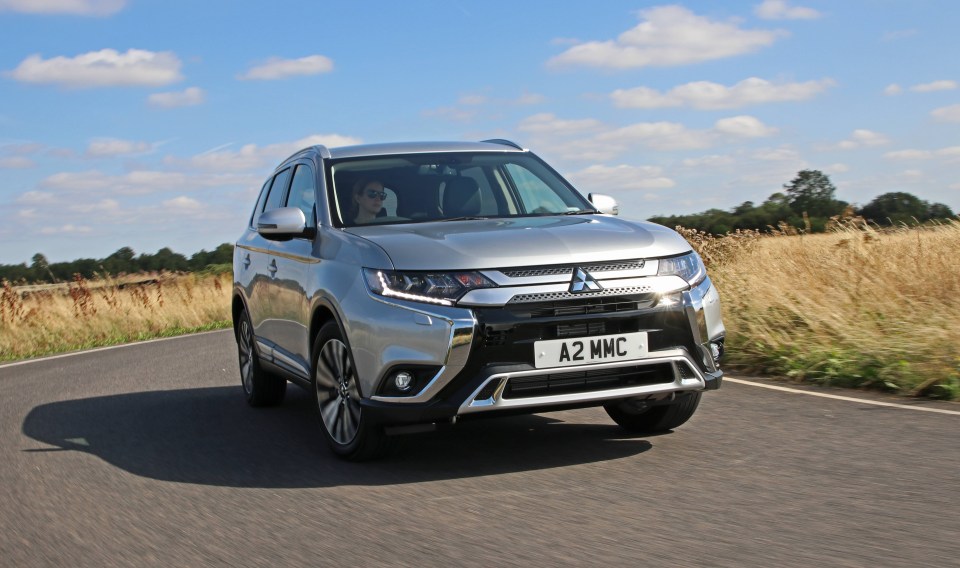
<box><xmin>438</xmin><ymin>216</ymin><xmax>492</xmax><ymax>222</ymax></box>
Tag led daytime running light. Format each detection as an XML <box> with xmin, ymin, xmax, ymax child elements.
<box><xmin>375</xmin><ymin>271</ymin><xmax>455</xmax><ymax>306</ymax></box>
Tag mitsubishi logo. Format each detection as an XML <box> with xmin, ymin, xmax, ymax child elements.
<box><xmin>569</xmin><ymin>268</ymin><xmax>602</xmax><ymax>293</ymax></box>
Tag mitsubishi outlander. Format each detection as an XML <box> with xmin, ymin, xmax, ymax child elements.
<box><xmin>233</xmin><ymin>140</ymin><xmax>725</xmax><ymax>460</ymax></box>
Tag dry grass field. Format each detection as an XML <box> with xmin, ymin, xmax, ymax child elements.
<box><xmin>0</xmin><ymin>272</ymin><xmax>231</xmax><ymax>361</ymax></box>
<box><xmin>690</xmin><ymin>219</ymin><xmax>960</xmax><ymax>400</ymax></box>
<box><xmin>2</xmin><ymin>221</ymin><xmax>958</xmax><ymax>399</ymax></box>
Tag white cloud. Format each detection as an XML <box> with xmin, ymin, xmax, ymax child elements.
<box><xmin>884</xmin><ymin>146</ymin><xmax>960</xmax><ymax>161</ymax></box>
<box><xmin>714</xmin><ymin>115</ymin><xmax>778</xmax><ymax>138</ymax></box>
<box><xmin>148</xmin><ymin>86</ymin><xmax>205</xmax><ymax>108</ymax></box>
<box><xmin>514</xmin><ymin>92</ymin><xmax>546</xmax><ymax>105</ymax></box>
<box><xmin>85</xmin><ymin>138</ymin><xmax>153</xmax><ymax>157</ymax></box>
<box><xmin>15</xmin><ymin>191</ymin><xmax>57</xmax><ymax>205</ymax></box>
<box><xmin>548</xmin><ymin>5</ymin><xmax>784</xmax><ymax>69</ymax></box>
<box><xmin>8</xmin><ymin>49</ymin><xmax>182</xmax><ymax>88</ymax></box>
<box><xmin>598</xmin><ymin>121</ymin><xmax>715</xmax><ymax>151</ymax></box>
<box><xmin>0</xmin><ymin>0</ymin><xmax>125</xmax><ymax>16</ymax></box>
<box><xmin>171</xmin><ymin>134</ymin><xmax>362</xmax><ymax>171</ymax></box>
<box><xmin>518</xmin><ymin>113</ymin><xmax>779</xmax><ymax>163</ymax></box>
<box><xmin>162</xmin><ymin>196</ymin><xmax>203</xmax><ymax>212</ymax></box>
<box><xmin>833</xmin><ymin>129</ymin><xmax>890</xmax><ymax>150</ymax></box>
<box><xmin>39</xmin><ymin>224</ymin><xmax>92</xmax><ymax>235</ymax></box>
<box><xmin>931</xmin><ymin>104</ymin><xmax>960</xmax><ymax>122</ymax></box>
<box><xmin>518</xmin><ymin>113</ymin><xmax>604</xmax><ymax>136</ymax></box>
<box><xmin>886</xmin><ymin>81</ymin><xmax>956</xmax><ymax>96</ymax></box>
<box><xmin>239</xmin><ymin>55</ymin><xmax>334</xmax><ymax>80</ymax></box>
<box><xmin>884</xmin><ymin>149</ymin><xmax>931</xmax><ymax>160</ymax></box>
<box><xmin>754</xmin><ymin>0</ymin><xmax>821</xmax><ymax>20</ymax></box>
<box><xmin>0</xmin><ymin>156</ymin><xmax>36</xmax><ymax>169</ymax></box>
<box><xmin>751</xmin><ymin>147</ymin><xmax>801</xmax><ymax>161</ymax></box>
<box><xmin>910</xmin><ymin>80</ymin><xmax>958</xmax><ymax>93</ymax></box>
<box><xmin>827</xmin><ymin>163</ymin><xmax>850</xmax><ymax>173</ymax></box>
<box><xmin>611</xmin><ymin>77</ymin><xmax>834</xmax><ymax>109</ymax></box>
<box><xmin>566</xmin><ymin>164</ymin><xmax>675</xmax><ymax>191</ymax></box>
<box><xmin>39</xmin><ymin>170</ymin><xmax>259</xmax><ymax>195</ymax></box>
<box><xmin>681</xmin><ymin>154</ymin><xmax>736</xmax><ymax>168</ymax></box>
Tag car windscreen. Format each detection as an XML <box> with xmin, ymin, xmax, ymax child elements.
<box><xmin>327</xmin><ymin>152</ymin><xmax>595</xmax><ymax>227</ymax></box>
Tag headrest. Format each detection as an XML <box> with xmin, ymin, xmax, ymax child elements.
<box><xmin>442</xmin><ymin>177</ymin><xmax>481</xmax><ymax>217</ymax></box>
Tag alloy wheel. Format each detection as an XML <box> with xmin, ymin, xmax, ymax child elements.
<box><xmin>315</xmin><ymin>338</ymin><xmax>362</xmax><ymax>445</ymax></box>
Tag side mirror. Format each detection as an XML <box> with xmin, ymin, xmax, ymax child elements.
<box><xmin>588</xmin><ymin>193</ymin><xmax>619</xmax><ymax>215</ymax></box>
<box><xmin>258</xmin><ymin>207</ymin><xmax>309</xmax><ymax>239</ymax></box>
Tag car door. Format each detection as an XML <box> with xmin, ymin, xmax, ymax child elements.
<box><xmin>237</xmin><ymin>176</ymin><xmax>283</xmax><ymax>352</ymax></box>
<box><xmin>249</xmin><ymin>166</ymin><xmax>294</xmax><ymax>362</ymax></box>
<box><xmin>261</xmin><ymin>162</ymin><xmax>318</xmax><ymax>380</ymax></box>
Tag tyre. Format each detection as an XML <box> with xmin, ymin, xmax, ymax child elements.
<box><xmin>236</xmin><ymin>309</ymin><xmax>286</xmax><ymax>407</ymax></box>
<box><xmin>312</xmin><ymin>321</ymin><xmax>393</xmax><ymax>460</ymax></box>
<box><xmin>604</xmin><ymin>391</ymin><xmax>702</xmax><ymax>433</ymax></box>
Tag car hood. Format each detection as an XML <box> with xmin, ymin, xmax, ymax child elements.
<box><xmin>344</xmin><ymin>215</ymin><xmax>691</xmax><ymax>271</ymax></box>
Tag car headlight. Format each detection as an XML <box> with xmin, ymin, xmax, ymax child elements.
<box><xmin>363</xmin><ymin>268</ymin><xmax>496</xmax><ymax>305</ymax></box>
<box><xmin>657</xmin><ymin>252</ymin><xmax>706</xmax><ymax>286</ymax></box>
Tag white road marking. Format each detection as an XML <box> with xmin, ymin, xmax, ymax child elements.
<box><xmin>0</xmin><ymin>329</ymin><xmax>231</xmax><ymax>370</ymax></box>
<box><xmin>725</xmin><ymin>377</ymin><xmax>960</xmax><ymax>416</ymax></box>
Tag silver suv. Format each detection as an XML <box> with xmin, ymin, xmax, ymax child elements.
<box><xmin>232</xmin><ymin>140</ymin><xmax>725</xmax><ymax>460</ymax></box>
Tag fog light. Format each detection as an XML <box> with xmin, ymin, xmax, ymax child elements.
<box><xmin>394</xmin><ymin>371</ymin><xmax>414</xmax><ymax>392</ymax></box>
<box><xmin>710</xmin><ymin>340</ymin><xmax>724</xmax><ymax>363</ymax></box>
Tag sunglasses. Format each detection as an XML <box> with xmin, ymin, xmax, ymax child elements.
<box><xmin>364</xmin><ymin>189</ymin><xmax>387</xmax><ymax>200</ymax></box>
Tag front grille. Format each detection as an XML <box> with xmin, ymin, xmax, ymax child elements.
<box><xmin>515</xmin><ymin>295</ymin><xmax>656</xmax><ymax>318</ymax></box>
<box><xmin>483</xmin><ymin>328</ymin><xmax>511</xmax><ymax>347</ymax></box>
<box><xmin>499</xmin><ymin>259</ymin><xmax>647</xmax><ymax>279</ymax></box>
<box><xmin>556</xmin><ymin>322</ymin><xmax>606</xmax><ymax>338</ymax></box>
<box><xmin>502</xmin><ymin>363</ymin><xmax>675</xmax><ymax>399</ymax></box>
<box><xmin>508</xmin><ymin>287</ymin><xmax>655</xmax><ymax>304</ymax></box>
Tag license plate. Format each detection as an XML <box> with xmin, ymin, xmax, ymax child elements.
<box><xmin>534</xmin><ymin>332</ymin><xmax>648</xmax><ymax>369</ymax></box>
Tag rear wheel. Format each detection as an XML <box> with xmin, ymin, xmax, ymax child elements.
<box><xmin>236</xmin><ymin>309</ymin><xmax>286</xmax><ymax>407</ymax></box>
<box><xmin>312</xmin><ymin>321</ymin><xmax>393</xmax><ymax>460</ymax></box>
<box><xmin>604</xmin><ymin>391</ymin><xmax>702</xmax><ymax>433</ymax></box>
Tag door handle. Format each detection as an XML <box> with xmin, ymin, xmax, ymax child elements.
<box><xmin>268</xmin><ymin>259</ymin><xmax>278</xmax><ymax>276</ymax></box>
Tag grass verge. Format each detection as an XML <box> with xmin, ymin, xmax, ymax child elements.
<box><xmin>681</xmin><ymin>220</ymin><xmax>960</xmax><ymax>400</ymax></box>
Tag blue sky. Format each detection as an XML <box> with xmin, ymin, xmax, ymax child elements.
<box><xmin>1</xmin><ymin>0</ymin><xmax>958</xmax><ymax>264</ymax></box>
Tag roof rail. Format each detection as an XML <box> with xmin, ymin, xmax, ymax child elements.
<box><xmin>480</xmin><ymin>138</ymin><xmax>524</xmax><ymax>151</ymax></box>
<box><xmin>279</xmin><ymin>144</ymin><xmax>330</xmax><ymax>166</ymax></box>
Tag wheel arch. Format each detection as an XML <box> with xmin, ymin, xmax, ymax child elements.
<box><xmin>231</xmin><ymin>293</ymin><xmax>247</xmax><ymax>334</ymax></box>
<box><xmin>309</xmin><ymin>302</ymin><xmax>341</xmax><ymax>359</ymax></box>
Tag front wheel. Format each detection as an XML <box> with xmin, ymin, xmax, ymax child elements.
<box><xmin>312</xmin><ymin>321</ymin><xmax>393</xmax><ymax>460</ymax></box>
<box><xmin>604</xmin><ymin>391</ymin><xmax>702</xmax><ymax>433</ymax></box>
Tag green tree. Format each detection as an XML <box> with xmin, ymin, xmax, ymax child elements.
<box><xmin>859</xmin><ymin>192</ymin><xmax>956</xmax><ymax>225</ymax></box>
<box><xmin>783</xmin><ymin>170</ymin><xmax>844</xmax><ymax>218</ymax></box>
<box><xmin>103</xmin><ymin>247</ymin><xmax>137</xmax><ymax>275</ymax></box>
<box><xmin>30</xmin><ymin>253</ymin><xmax>52</xmax><ymax>283</ymax></box>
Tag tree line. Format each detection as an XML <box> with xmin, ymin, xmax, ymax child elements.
<box><xmin>1</xmin><ymin>243</ymin><xmax>233</xmax><ymax>285</ymax></box>
<box><xmin>649</xmin><ymin>169</ymin><xmax>955</xmax><ymax>235</ymax></box>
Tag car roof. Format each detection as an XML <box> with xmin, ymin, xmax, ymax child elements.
<box><xmin>327</xmin><ymin>140</ymin><xmax>525</xmax><ymax>159</ymax></box>
<box><xmin>277</xmin><ymin>140</ymin><xmax>527</xmax><ymax>170</ymax></box>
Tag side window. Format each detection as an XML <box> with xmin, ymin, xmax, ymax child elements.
<box><xmin>263</xmin><ymin>167</ymin><xmax>293</xmax><ymax>213</ymax></box>
<box><xmin>505</xmin><ymin>163</ymin><xmax>569</xmax><ymax>214</ymax></box>
<box><xmin>250</xmin><ymin>179</ymin><xmax>271</xmax><ymax>227</ymax></box>
<box><xmin>286</xmin><ymin>164</ymin><xmax>316</xmax><ymax>229</ymax></box>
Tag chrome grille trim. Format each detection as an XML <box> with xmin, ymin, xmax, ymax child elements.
<box><xmin>507</xmin><ymin>286</ymin><xmax>655</xmax><ymax>304</ymax></box>
<box><xmin>500</xmin><ymin>259</ymin><xmax>646</xmax><ymax>278</ymax></box>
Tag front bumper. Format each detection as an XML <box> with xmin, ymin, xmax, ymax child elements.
<box><xmin>356</xmin><ymin>277</ymin><xmax>724</xmax><ymax>427</ymax></box>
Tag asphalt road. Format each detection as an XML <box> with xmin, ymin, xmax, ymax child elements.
<box><xmin>1</xmin><ymin>330</ymin><xmax>958</xmax><ymax>567</ymax></box>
